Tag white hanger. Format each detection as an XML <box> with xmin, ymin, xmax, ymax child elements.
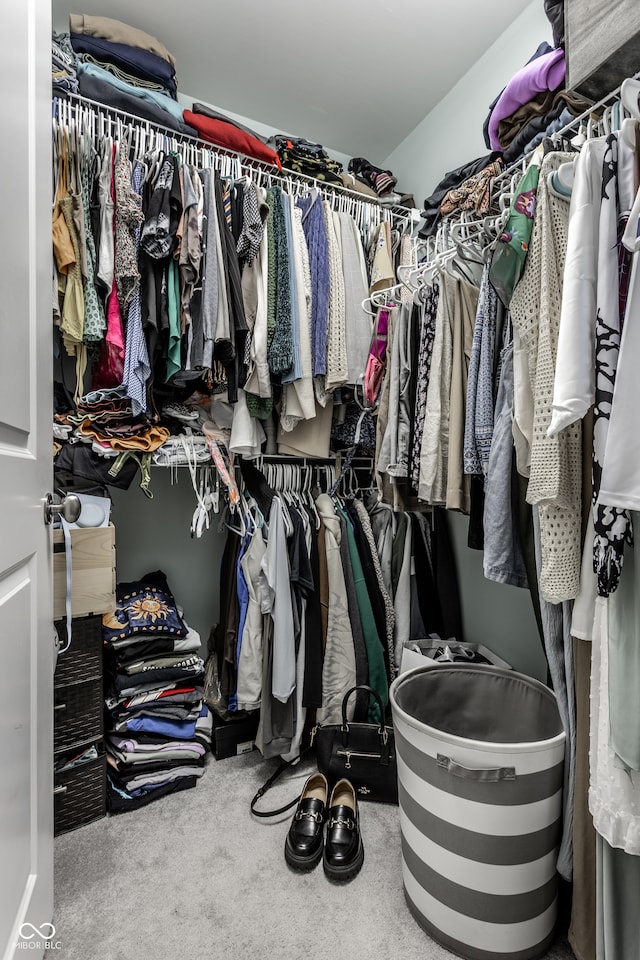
<box><xmin>547</xmin><ymin>159</ymin><xmax>575</xmax><ymax>201</ymax></box>
<box><xmin>302</xmin><ymin>465</ymin><xmax>321</xmax><ymax>530</ymax></box>
<box><xmin>621</xmin><ymin>78</ymin><xmax>640</xmax><ymax>120</ymax></box>
<box><xmin>612</xmin><ymin>99</ymin><xmax>622</xmax><ymax>132</ymax></box>
<box><xmin>620</xmin><ymin>115</ymin><xmax>638</xmax><ymax>147</ymax></box>
<box><xmin>570</xmin><ymin>119</ymin><xmax>587</xmax><ymax>149</ymax></box>
<box><xmin>361</xmin><ymin>294</ymin><xmax>378</xmax><ymax>317</ymax></box>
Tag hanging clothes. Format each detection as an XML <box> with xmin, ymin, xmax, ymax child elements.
<box><xmin>314</xmin><ymin>493</ymin><xmax>356</xmax><ymax>726</ymax></box>
<box><xmin>418</xmin><ymin>273</ymin><xmax>456</xmax><ymax>505</ymax></box>
<box><xmin>510</xmin><ymin>152</ymin><xmax>582</xmax><ymax>605</ymax></box>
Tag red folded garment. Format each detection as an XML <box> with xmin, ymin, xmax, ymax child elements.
<box><xmin>184</xmin><ymin>110</ymin><xmax>281</xmax><ymax>168</ymax></box>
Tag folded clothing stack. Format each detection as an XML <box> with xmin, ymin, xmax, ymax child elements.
<box><xmin>273</xmin><ymin>135</ymin><xmax>344</xmax><ymax>184</ymax></box>
<box><xmin>68</xmin><ymin>14</ymin><xmax>197</xmax><ymax>136</ymax></box>
<box><xmin>52</xmin><ymin>31</ymin><xmax>79</xmax><ymax>95</ymax></box>
<box><xmin>102</xmin><ymin>570</ymin><xmax>211</xmax><ymax>813</ymax></box>
<box><xmin>184</xmin><ymin>107</ymin><xmax>281</xmax><ymax>168</ymax></box>
<box><xmin>498</xmin><ymin>89</ymin><xmax>589</xmax><ymax>166</ymax></box>
<box><xmin>62</xmin><ymin>386</ymin><xmax>170</xmax><ymax>454</ymax></box>
<box><xmin>348</xmin><ymin>157</ymin><xmax>397</xmax><ymax>197</ymax></box>
<box><xmin>482</xmin><ymin>43</ymin><xmax>587</xmax><ymax>164</ymax></box>
<box><xmin>485</xmin><ymin>45</ymin><xmax>565</xmax><ymax>151</ymax></box>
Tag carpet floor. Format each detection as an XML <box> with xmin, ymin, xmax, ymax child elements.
<box><xmin>47</xmin><ymin>750</ymin><xmax>575</xmax><ymax>960</ymax></box>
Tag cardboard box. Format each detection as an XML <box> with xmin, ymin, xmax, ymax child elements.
<box><xmin>212</xmin><ymin>712</ymin><xmax>260</xmax><ymax>760</ymax></box>
<box><xmin>53</xmin><ymin>524</ymin><xmax>116</xmax><ymax>620</ymax></box>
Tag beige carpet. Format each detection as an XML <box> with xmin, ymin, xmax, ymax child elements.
<box><xmin>47</xmin><ymin>750</ymin><xmax>575</xmax><ymax>960</ymax></box>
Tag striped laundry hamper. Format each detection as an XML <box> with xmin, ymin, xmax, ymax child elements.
<box><xmin>389</xmin><ymin>664</ymin><xmax>565</xmax><ymax>960</ymax></box>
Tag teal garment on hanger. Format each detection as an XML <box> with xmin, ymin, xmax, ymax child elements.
<box><xmin>165</xmin><ymin>258</ymin><xmax>181</xmax><ymax>382</ymax></box>
<box><xmin>337</xmin><ymin>503</ymin><xmax>388</xmax><ymax>721</ymax></box>
<box><xmin>489</xmin><ymin>155</ymin><xmax>542</xmax><ymax>307</ymax></box>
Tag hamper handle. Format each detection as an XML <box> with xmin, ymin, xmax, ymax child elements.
<box><xmin>437</xmin><ymin>754</ymin><xmax>516</xmax><ymax>782</ymax></box>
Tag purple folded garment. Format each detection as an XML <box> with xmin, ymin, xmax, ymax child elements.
<box><xmin>489</xmin><ymin>48</ymin><xmax>565</xmax><ymax>151</ymax></box>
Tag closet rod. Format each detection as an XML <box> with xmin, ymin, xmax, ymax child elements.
<box><xmin>255</xmin><ymin>455</ymin><xmax>375</xmax><ymax>466</ymax></box>
<box><xmin>55</xmin><ymin>93</ymin><xmax>415</xmax><ymax>222</ymax></box>
<box><xmin>491</xmin><ymin>67</ymin><xmax>640</xmax><ymax>194</ymax></box>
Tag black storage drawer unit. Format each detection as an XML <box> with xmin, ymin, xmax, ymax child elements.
<box><xmin>53</xmin><ymin>678</ymin><xmax>104</xmax><ymax>754</ymax></box>
<box><xmin>54</xmin><ymin>615</ymin><xmax>102</xmax><ymax>686</ymax></box>
<box><xmin>53</xmin><ymin>614</ymin><xmax>106</xmax><ymax>833</ymax></box>
<box><xmin>54</xmin><ymin>752</ymin><xmax>106</xmax><ymax>836</ymax></box>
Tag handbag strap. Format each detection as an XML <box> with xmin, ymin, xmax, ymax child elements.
<box><xmin>250</xmin><ymin>746</ymin><xmax>312</xmax><ymax>819</ymax></box>
<box><xmin>340</xmin><ymin>684</ymin><xmax>387</xmax><ymax>732</ymax></box>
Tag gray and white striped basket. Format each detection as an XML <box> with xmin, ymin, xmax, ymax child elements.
<box><xmin>389</xmin><ymin>664</ymin><xmax>565</xmax><ymax>960</ymax></box>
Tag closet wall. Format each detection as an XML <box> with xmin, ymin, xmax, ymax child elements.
<box><xmin>51</xmin><ymin>0</ymin><xmax>552</xmax><ymax>677</ymax></box>
<box><xmin>383</xmin><ymin>1</ymin><xmax>552</xmax><ymax>201</ymax></box>
<box><xmin>109</xmin><ymin>477</ymin><xmax>225</xmax><ymax>650</ymax></box>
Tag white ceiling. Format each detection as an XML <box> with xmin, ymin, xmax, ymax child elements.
<box><xmin>52</xmin><ymin>0</ymin><xmax>534</xmax><ymax>162</ymax></box>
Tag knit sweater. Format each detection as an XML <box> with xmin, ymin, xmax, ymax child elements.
<box><xmin>297</xmin><ymin>194</ymin><xmax>330</xmax><ymax>377</ymax></box>
<box><xmin>246</xmin><ymin>191</ymin><xmax>276</xmax><ymax>420</ymax></box>
<box><xmin>510</xmin><ymin>152</ymin><xmax>582</xmax><ymax>603</ymax></box>
<box><xmin>267</xmin><ymin>187</ymin><xmax>294</xmax><ymax>376</ymax></box>
<box><xmin>323</xmin><ymin>204</ymin><xmax>347</xmax><ymax>393</ymax></box>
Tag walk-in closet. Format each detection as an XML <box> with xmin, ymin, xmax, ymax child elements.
<box><xmin>3</xmin><ymin>1</ymin><xmax>640</xmax><ymax>958</ymax></box>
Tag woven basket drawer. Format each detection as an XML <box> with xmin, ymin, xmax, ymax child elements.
<box><xmin>54</xmin><ymin>679</ymin><xmax>104</xmax><ymax>754</ymax></box>
<box><xmin>54</xmin><ymin>616</ymin><xmax>103</xmax><ymax>688</ymax></box>
<box><xmin>54</xmin><ymin>753</ymin><xmax>106</xmax><ymax>835</ymax></box>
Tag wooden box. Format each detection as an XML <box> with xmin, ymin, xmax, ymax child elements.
<box><xmin>565</xmin><ymin>0</ymin><xmax>640</xmax><ymax>100</ymax></box>
<box><xmin>53</xmin><ymin>524</ymin><xmax>116</xmax><ymax>620</ymax></box>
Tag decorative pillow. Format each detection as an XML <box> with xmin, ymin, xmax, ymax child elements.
<box><xmin>103</xmin><ymin>573</ymin><xmax>187</xmax><ymax>642</ymax></box>
<box><xmin>183</xmin><ymin>110</ymin><xmax>281</xmax><ymax>169</ymax></box>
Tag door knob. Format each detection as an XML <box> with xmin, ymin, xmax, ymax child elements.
<box><xmin>44</xmin><ymin>493</ymin><xmax>81</xmax><ymax>525</ymax></box>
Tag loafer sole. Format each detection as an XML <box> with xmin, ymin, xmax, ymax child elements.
<box><xmin>322</xmin><ymin>839</ymin><xmax>364</xmax><ymax>883</ymax></box>
<box><xmin>284</xmin><ymin>839</ymin><xmax>323</xmax><ymax>872</ymax></box>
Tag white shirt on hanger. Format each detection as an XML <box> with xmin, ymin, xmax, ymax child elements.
<box><xmin>548</xmin><ymin>138</ymin><xmax>606</xmax><ymax>437</ymax></box>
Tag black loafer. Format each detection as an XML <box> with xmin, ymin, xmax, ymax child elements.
<box><xmin>323</xmin><ymin>779</ymin><xmax>364</xmax><ymax>882</ymax></box>
<box><xmin>284</xmin><ymin>772</ymin><xmax>328</xmax><ymax>871</ymax></box>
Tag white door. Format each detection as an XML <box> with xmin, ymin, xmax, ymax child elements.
<box><xmin>0</xmin><ymin>2</ymin><xmax>54</xmax><ymax>959</ymax></box>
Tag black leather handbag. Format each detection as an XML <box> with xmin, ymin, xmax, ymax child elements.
<box><xmin>313</xmin><ymin>685</ymin><xmax>398</xmax><ymax>804</ymax></box>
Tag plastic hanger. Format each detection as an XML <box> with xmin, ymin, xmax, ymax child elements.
<box><xmin>620</xmin><ymin>116</ymin><xmax>639</xmax><ymax>147</ymax></box>
<box><xmin>621</xmin><ymin>78</ymin><xmax>640</xmax><ymax>120</ymax></box>
<box><xmin>547</xmin><ymin>159</ymin><xmax>576</xmax><ymax>200</ymax></box>
<box><xmin>245</xmin><ymin>494</ymin><xmax>264</xmax><ymax>530</ymax></box>
<box><xmin>303</xmin><ymin>465</ymin><xmax>321</xmax><ymax>530</ymax></box>
<box><xmin>570</xmin><ymin>120</ymin><xmax>587</xmax><ymax>149</ymax></box>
